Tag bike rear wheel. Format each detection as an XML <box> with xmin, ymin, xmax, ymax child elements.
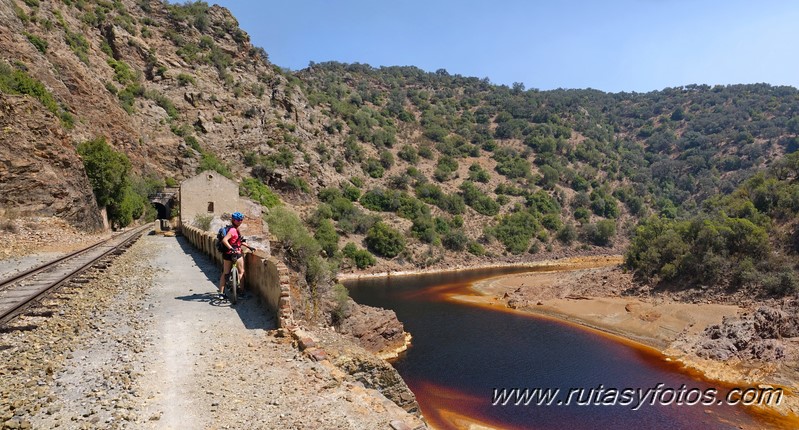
<box><xmin>228</xmin><ymin>266</ymin><xmax>239</xmax><ymax>305</ymax></box>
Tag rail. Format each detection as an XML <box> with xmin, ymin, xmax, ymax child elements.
<box><xmin>0</xmin><ymin>224</ymin><xmax>151</xmax><ymax>327</ymax></box>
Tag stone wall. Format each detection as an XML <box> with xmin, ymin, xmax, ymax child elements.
<box><xmin>180</xmin><ymin>171</ymin><xmax>240</xmax><ymax>225</ymax></box>
<box><xmin>181</xmin><ymin>224</ymin><xmax>294</xmax><ymax>328</ymax></box>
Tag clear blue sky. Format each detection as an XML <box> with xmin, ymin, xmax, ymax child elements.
<box><xmin>208</xmin><ymin>0</ymin><xmax>799</xmax><ymax>93</ymax></box>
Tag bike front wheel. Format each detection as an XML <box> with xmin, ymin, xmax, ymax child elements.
<box><xmin>228</xmin><ymin>266</ymin><xmax>239</xmax><ymax>305</ymax></box>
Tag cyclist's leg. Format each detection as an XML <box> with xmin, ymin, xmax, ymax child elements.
<box><xmin>235</xmin><ymin>255</ymin><xmax>245</xmax><ymax>290</ymax></box>
<box><xmin>218</xmin><ymin>258</ymin><xmax>233</xmax><ymax>294</ymax></box>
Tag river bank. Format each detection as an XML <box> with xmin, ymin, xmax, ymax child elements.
<box><xmin>336</xmin><ymin>254</ymin><xmax>624</xmax><ymax>281</ymax></box>
<box><xmin>450</xmin><ymin>256</ymin><xmax>799</xmax><ymax>425</ymax></box>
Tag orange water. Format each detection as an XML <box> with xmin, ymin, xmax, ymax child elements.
<box><xmin>347</xmin><ymin>267</ymin><xmax>793</xmax><ymax>430</ymax></box>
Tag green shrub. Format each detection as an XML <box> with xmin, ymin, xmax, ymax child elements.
<box><xmin>434</xmin><ymin>156</ymin><xmax>458</xmax><ymax>182</ymax></box>
<box><xmin>145</xmin><ymin>90</ymin><xmax>179</xmax><ymax>120</ymax></box>
<box><xmin>331</xmin><ymin>283</ymin><xmax>350</xmax><ymax>324</ymax></box>
<box><xmin>65</xmin><ymin>31</ymin><xmax>90</xmax><ymax>64</ymax></box>
<box><xmin>442</xmin><ymin>230</ymin><xmax>468</xmax><ymax>251</ymax></box>
<box><xmin>285</xmin><ymin>176</ymin><xmax>310</xmax><ymax>193</ymax></box>
<box><xmin>585</xmin><ymin>219</ymin><xmax>616</xmax><ymax>246</ymax></box>
<box><xmin>763</xmin><ymin>271</ymin><xmax>798</xmax><ymax>295</ymax></box>
<box><xmin>24</xmin><ymin>32</ymin><xmax>47</xmax><ymax>53</ymax></box>
<box><xmin>365</xmin><ymin>222</ymin><xmax>405</xmax><ymax>258</ymax></box>
<box><xmin>240</xmin><ymin>178</ymin><xmax>281</xmax><ymax>208</ymax></box>
<box><xmin>104</xmin><ymin>81</ymin><xmax>118</xmax><ymax>95</ymax></box>
<box><xmin>467</xmin><ymin>241</ymin><xmax>485</xmax><ymax>256</ymax></box>
<box><xmin>494</xmin><ymin>149</ymin><xmax>530</xmax><ymax>179</ymax></box>
<box><xmin>266</xmin><ymin>206</ymin><xmax>322</xmax><ymax>266</ymax></box>
<box><xmin>193</xmin><ymin>213</ymin><xmax>213</xmax><ymax>231</ymax></box>
<box><xmin>411</xmin><ymin>215</ymin><xmax>438</xmax><ymax>243</ymax></box>
<box><xmin>314</xmin><ymin>219</ymin><xmax>339</xmax><ymax>257</ymax></box>
<box><xmin>415</xmin><ymin>183</ymin><xmax>465</xmax><ymax>214</ymax></box>
<box><xmin>177</xmin><ymin>73</ymin><xmax>196</xmax><ymax>86</ymax></box>
<box><xmin>107</xmin><ymin>58</ymin><xmax>137</xmax><ymax>84</ymax></box>
<box><xmin>77</xmin><ymin>137</ymin><xmax>149</xmax><ymax>228</ymax></box>
<box><xmin>198</xmin><ymin>152</ymin><xmax>232</xmax><ymax>178</ymax></box>
<box><xmin>418</xmin><ymin>144</ymin><xmax>434</xmax><ymax>159</ymax></box>
<box><xmin>184</xmin><ymin>135</ymin><xmax>201</xmax><ymax>152</ymax></box>
<box><xmin>363</xmin><ymin>158</ymin><xmax>385</xmax><ymax>178</ymax></box>
<box><xmin>0</xmin><ymin>61</ymin><xmax>72</xmax><ymax>127</ymax></box>
<box><xmin>542</xmin><ymin>213</ymin><xmax>563</xmax><ymax>231</ymax></box>
<box><xmin>556</xmin><ymin>223</ymin><xmax>578</xmax><ymax>244</ymax></box>
<box><xmin>398</xmin><ymin>145</ymin><xmax>419</xmax><ymax>163</ymax></box>
<box><xmin>268</xmin><ymin>146</ymin><xmax>295</xmax><ymax>167</ymax></box>
<box><xmin>468</xmin><ymin>163</ymin><xmax>490</xmax><ymax>183</ymax></box>
<box><xmin>360</xmin><ymin>188</ymin><xmax>398</xmax><ymax>212</ymax></box>
<box><xmin>342</xmin><ymin>183</ymin><xmax>361</xmax><ymax>201</ymax></box>
<box><xmin>77</xmin><ymin>137</ymin><xmax>130</xmax><ymax>209</ymax></box>
<box><xmin>343</xmin><ymin>242</ymin><xmax>376</xmax><ymax>269</ymax></box>
<box><xmin>489</xmin><ymin>211</ymin><xmax>540</xmax><ymax>255</ymax></box>
<box><xmin>460</xmin><ymin>182</ymin><xmax>499</xmax><ymax>216</ymax></box>
<box><xmin>118</xmin><ymin>83</ymin><xmax>143</xmax><ymax>114</ymax></box>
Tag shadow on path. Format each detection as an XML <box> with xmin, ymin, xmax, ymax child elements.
<box><xmin>174</xmin><ymin>235</ymin><xmax>276</xmax><ymax>330</ymax></box>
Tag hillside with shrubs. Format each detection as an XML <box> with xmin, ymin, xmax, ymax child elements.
<box><xmin>2</xmin><ymin>0</ymin><xmax>799</xmax><ymax>314</ymax></box>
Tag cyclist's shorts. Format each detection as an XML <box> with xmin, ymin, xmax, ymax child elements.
<box><xmin>223</xmin><ymin>252</ymin><xmax>242</xmax><ymax>261</ymax></box>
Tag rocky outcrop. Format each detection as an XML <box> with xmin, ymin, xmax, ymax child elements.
<box><xmin>694</xmin><ymin>304</ymin><xmax>799</xmax><ymax>361</ymax></box>
<box><xmin>306</xmin><ymin>328</ymin><xmax>422</xmax><ymax>416</ymax></box>
<box><xmin>336</xmin><ymin>299</ymin><xmax>410</xmax><ymax>359</ymax></box>
<box><xmin>0</xmin><ymin>94</ymin><xmax>103</xmax><ymax>230</ymax></box>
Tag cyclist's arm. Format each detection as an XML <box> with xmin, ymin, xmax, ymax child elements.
<box><xmin>222</xmin><ymin>230</ymin><xmax>235</xmax><ymax>251</ymax></box>
<box><xmin>240</xmin><ymin>237</ymin><xmax>256</xmax><ymax>251</ymax></box>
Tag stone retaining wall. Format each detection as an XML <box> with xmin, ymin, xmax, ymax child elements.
<box><xmin>181</xmin><ymin>224</ymin><xmax>294</xmax><ymax>328</ymax></box>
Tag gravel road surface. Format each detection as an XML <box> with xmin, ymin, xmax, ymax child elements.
<box><xmin>0</xmin><ymin>233</ymin><xmax>425</xmax><ymax>429</ymax></box>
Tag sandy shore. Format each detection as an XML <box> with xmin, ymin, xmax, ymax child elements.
<box><xmin>450</xmin><ymin>256</ymin><xmax>799</xmax><ymax>424</ymax></box>
<box><xmin>469</xmin><ymin>259</ymin><xmax>740</xmax><ymax>350</ymax></box>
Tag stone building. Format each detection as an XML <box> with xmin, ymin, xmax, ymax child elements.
<box><xmin>180</xmin><ymin>170</ymin><xmax>240</xmax><ymax>224</ymax></box>
<box><xmin>180</xmin><ymin>170</ymin><xmax>267</xmax><ymax>239</ymax></box>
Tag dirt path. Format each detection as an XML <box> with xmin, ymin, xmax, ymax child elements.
<box><xmin>1</xmin><ymin>233</ymin><xmax>424</xmax><ymax>429</ymax></box>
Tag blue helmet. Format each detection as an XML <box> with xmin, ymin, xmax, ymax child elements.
<box><xmin>231</xmin><ymin>212</ymin><xmax>244</xmax><ymax>221</ymax></box>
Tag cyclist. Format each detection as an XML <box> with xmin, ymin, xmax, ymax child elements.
<box><xmin>217</xmin><ymin>212</ymin><xmax>254</xmax><ymax>300</ymax></box>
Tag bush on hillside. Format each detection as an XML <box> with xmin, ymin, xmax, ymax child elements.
<box><xmin>365</xmin><ymin>222</ymin><xmax>405</xmax><ymax>258</ymax></box>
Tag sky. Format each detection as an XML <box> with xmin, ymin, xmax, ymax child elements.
<box><xmin>206</xmin><ymin>0</ymin><xmax>799</xmax><ymax>93</ymax></box>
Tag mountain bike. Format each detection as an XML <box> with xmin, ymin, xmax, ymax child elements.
<box><xmin>225</xmin><ymin>265</ymin><xmax>239</xmax><ymax>305</ymax></box>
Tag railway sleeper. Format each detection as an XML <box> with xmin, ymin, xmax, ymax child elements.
<box><xmin>24</xmin><ymin>310</ymin><xmax>54</xmax><ymax>318</ymax></box>
<box><xmin>0</xmin><ymin>324</ymin><xmax>38</xmax><ymax>333</ymax></box>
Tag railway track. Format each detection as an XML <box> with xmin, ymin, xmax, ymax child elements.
<box><xmin>0</xmin><ymin>223</ymin><xmax>152</xmax><ymax>328</ymax></box>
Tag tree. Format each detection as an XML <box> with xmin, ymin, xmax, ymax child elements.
<box><xmin>557</xmin><ymin>223</ymin><xmax>578</xmax><ymax>244</ymax></box>
<box><xmin>539</xmin><ymin>165</ymin><xmax>560</xmax><ymax>188</ymax></box>
<box><xmin>343</xmin><ymin>243</ymin><xmax>376</xmax><ymax>269</ymax></box>
<box><xmin>585</xmin><ymin>219</ymin><xmax>616</xmax><ymax>246</ymax></box>
<box><xmin>442</xmin><ymin>230</ymin><xmax>468</xmax><ymax>251</ymax></box>
<box><xmin>77</xmin><ymin>137</ymin><xmax>130</xmax><ymax>209</ymax></box>
<box><xmin>490</xmin><ymin>211</ymin><xmax>540</xmax><ymax>254</ymax></box>
<box><xmin>365</xmin><ymin>222</ymin><xmax>405</xmax><ymax>258</ymax></box>
<box><xmin>314</xmin><ymin>219</ymin><xmax>339</xmax><ymax>257</ymax></box>
<box><xmin>78</xmin><ymin>137</ymin><xmax>146</xmax><ymax>228</ymax></box>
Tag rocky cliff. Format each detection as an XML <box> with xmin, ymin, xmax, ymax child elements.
<box><xmin>0</xmin><ymin>0</ymin><xmax>329</xmax><ymax>228</ymax></box>
<box><xmin>0</xmin><ymin>93</ymin><xmax>103</xmax><ymax>228</ymax></box>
